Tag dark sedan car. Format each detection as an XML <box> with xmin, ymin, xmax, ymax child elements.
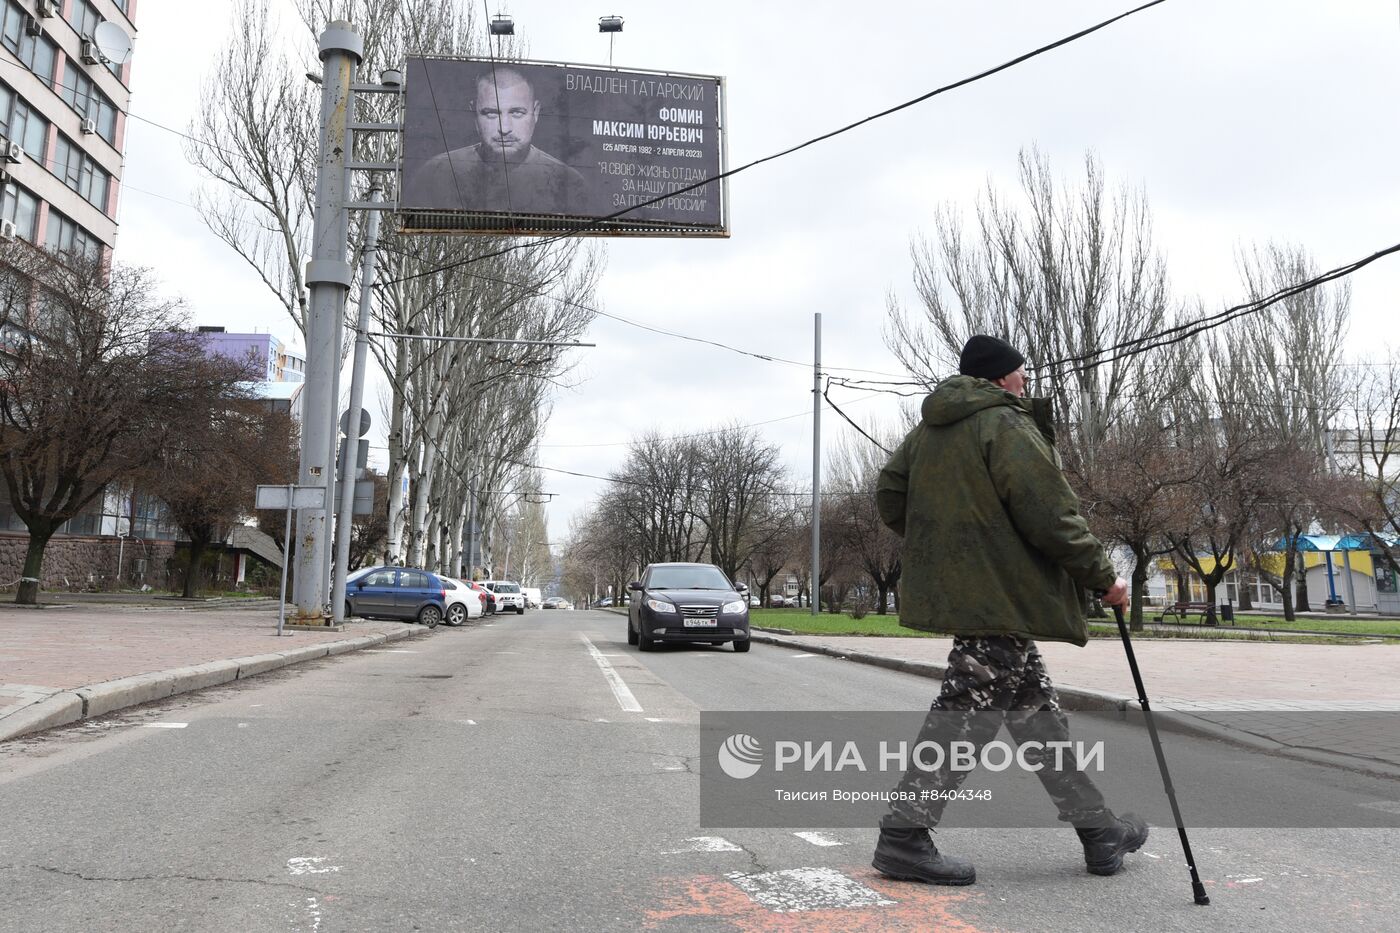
<box><xmin>626</xmin><ymin>562</ymin><xmax>751</xmax><ymax>652</ymax></box>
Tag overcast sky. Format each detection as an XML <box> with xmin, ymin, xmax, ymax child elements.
<box><xmin>117</xmin><ymin>1</ymin><xmax>1400</xmax><ymax>547</ymax></box>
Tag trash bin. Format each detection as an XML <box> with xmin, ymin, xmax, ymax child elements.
<box><xmin>1219</xmin><ymin>602</ymin><xmax>1234</xmax><ymax>623</ymax></box>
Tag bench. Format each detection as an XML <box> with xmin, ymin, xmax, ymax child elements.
<box><xmin>1155</xmin><ymin>601</ymin><xmax>1212</xmax><ymax>624</ymax></box>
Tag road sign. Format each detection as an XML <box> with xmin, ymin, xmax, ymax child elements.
<box><xmin>336</xmin><ymin>438</ymin><xmax>369</xmax><ymax>477</ymax></box>
<box><xmin>256</xmin><ymin>485</ymin><xmax>327</xmax><ymax>510</ymax></box>
<box><xmin>339</xmin><ymin>407</ymin><xmax>371</xmax><ymax>437</ymax></box>
<box><xmin>353</xmin><ymin>479</ymin><xmax>375</xmax><ymax>516</ymax></box>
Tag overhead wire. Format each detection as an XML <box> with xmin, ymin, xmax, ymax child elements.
<box><xmin>539</xmin><ymin>390</ymin><xmax>888</xmax><ymax>448</ymax></box>
<box><xmin>379</xmin><ymin>0</ymin><xmax>1172</xmax><ymax>287</ymax></box>
<box><xmin>1035</xmin><ymin>241</ymin><xmax>1400</xmax><ymax>377</ymax></box>
<box><xmin>376</xmin><ymin>240</ymin><xmax>910</xmax><ymax>376</ymax></box>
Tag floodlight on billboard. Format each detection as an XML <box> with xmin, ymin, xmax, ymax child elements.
<box><xmin>399</xmin><ymin>57</ymin><xmax>728</xmax><ymax>237</ymax></box>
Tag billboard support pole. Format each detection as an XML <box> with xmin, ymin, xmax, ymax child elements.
<box><xmin>811</xmin><ymin>312</ymin><xmax>821</xmax><ymax>616</ymax></box>
<box><xmin>331</xmin><ymin>174</ymin><xmax>384</xmax><ymax>624</ymax></box>
<box><xmin>293</xmin><ymin>21</ymin><xmax>362</xmax><ymax>623</ymax></box>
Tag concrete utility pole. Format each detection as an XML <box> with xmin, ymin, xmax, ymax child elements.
<box><xmin>330</xmin><ymin>174</ymin><xmax>384</xmax><ymax>624</ymax></box>
<box><xmin>811</xmin><ymin>312</ymin><xmax>821</xmax><ymax>617</ymax></box>
<box><xmin>293</xmin><ymin>21</ymin><xmax>361</xmax><ymax>622</ymax></box>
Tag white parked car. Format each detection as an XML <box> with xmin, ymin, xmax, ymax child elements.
<box><xmin>481</xmin><ymin>580</ymin><xmax>526</xmax><ymax>615</ymax></box>
<box><xmin>440</xmin><ymin>575</ymin><xmax>485</xmax><ymax>626</ymax></box>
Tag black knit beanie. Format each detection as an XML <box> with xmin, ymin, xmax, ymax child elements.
<box><xmin>958</xmin><ymin>334</ymin><xmax>1025</xmax><ymax>381</ymax></box>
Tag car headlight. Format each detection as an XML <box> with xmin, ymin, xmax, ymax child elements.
<box><xmin>721</xmin><ymin>600</ymin><xmax>747</xmax><ymax>614</ymax></box>
<box><xmin>645</xmin><ymin>598</ymin><xmax>677</xmax><ymax>613</ymax></box>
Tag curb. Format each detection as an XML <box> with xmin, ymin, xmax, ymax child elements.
<box><xmin>0</xmin><ymin>625</ymin><xmax>427</xmax><ymax>744</ymax></box>
<box><xmin>749</xmin><ymin>630</ymin><xmax>1400</xmax><ymax>780</ymax></box>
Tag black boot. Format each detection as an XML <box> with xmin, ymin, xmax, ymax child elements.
<box><xmin>1076</xmin><ymin>811</ymin><xmax>1149</xmax><ymax>876</ymax></box>
<box><xmin>872</xmin><ymin>827</ymin><xmax>976</xmax><ymax>886</ymax></box>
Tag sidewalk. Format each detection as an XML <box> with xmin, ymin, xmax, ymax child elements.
<box><xmin>750</xmin><ymin>629</ymin><xmax>1400</xmax><ymax>778</ymax></box>
<box><xmin>0</xmin><ymin>605</ymin><xmax>430</xmax><ymax>743</ymax></box>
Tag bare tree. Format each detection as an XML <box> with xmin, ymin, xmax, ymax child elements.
<box><xmin>1075</xmin><ymin>412</ymin><xmax>1197</xmax><ymax>629</ymax></box>
<box><xmin>1335</xmin><ymin>348</ymin><xmax>1400</xmax><ymax>576</ymax></box>
<box><xmin>695</xmin><ymin>424</ymin><xmax>787</xmax><ymax>582</ymax></box>
<box><xmin>884</xmin><ymin>148</ymin><xmax>1173</xmax><ymax>460</ymax></box>
<box><xmin>825</xmin><ymin>428</ymin><xmax>903</xmax><ymax>614</ymax></box>
<box><xmin>0</xmin><ymin>248</ymin><xmax>253</xmax><ymax>604</ymax></box>
<box><xmin>151</xmin><ymin>403</ymin><xmax>297</xmax><ymax>597</ymax></box>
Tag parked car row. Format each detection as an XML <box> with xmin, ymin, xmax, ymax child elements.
<box><xmin>343</xmin><ymin>567</ymin><xmax>536</xmax><ymax>627</ymax></box>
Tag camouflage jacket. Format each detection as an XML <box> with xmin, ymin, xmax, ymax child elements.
<box><xmin>876</xmin><ymin>376</ymin><xmax>1116</xmax><ymax>646</ymax></box>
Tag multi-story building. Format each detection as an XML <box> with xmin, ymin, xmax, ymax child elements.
<box><xmin>190</xmin><ymin>325</ymin><xmax>306</xmax><ymax>417</ymax></box>
<box><xmin>0</xmin><ymin>0</ymin><xmax>134</xmax><ymax>261</ymax></box>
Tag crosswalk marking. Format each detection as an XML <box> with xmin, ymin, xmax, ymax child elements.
<box><xmin>725</xmin><ymin>867</ymin><xmax>894</xmax><ymax>913</ymax></box>
<box><xmin>793</xmin><ymin>831</ymin><xmax>845</xmax><ymax>847</ymax></box>
<box><xmin>663</xmin><ymin>836</ymin><xmax>743</xmax><ymax>854</ymax></box>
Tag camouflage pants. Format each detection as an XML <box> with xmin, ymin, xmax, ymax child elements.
<box><xmin>885</xmin><ymin>635</ymin><xmax>1110</xmax><ymax>828</ymax></box>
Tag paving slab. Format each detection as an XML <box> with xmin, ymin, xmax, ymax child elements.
<box><xmin>0</xmin><ymin>607</ymin><xmax>429</xmax><ymax>742</ymax></box>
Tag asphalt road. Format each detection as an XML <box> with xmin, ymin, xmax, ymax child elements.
<box><xmin>2</xmin><ymin>609</ymin><xmax>1398</xmax><ymax>931</ymax></box>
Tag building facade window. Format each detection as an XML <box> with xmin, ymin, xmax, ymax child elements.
<box><xmin>44</xmin><ymin>208</ymin><xmax>100</xmax><ymax>260</ymax></box>
<box><xmin>58</xmin><ymin>67</ymin><xmax>117</xmax><ymax>145</ymax></box>
<box><xmin>68</xmin><ymin>0</ymin><xmax>122</xmax><ymax>80</ymax></box>
<box><xmin>0</xmin><ymin>82</ymin><xmax>50</xmax><ymax>161</ymax></box>
<box><xmin>0</xmin><ymin>182</ymin><xmax>38</xmax><ymax>240</ymax></box>
<box><xmin>1</xmin><ymin>3</ymin><xmax>57</xmax><ymax>83</ymax></box>
<box><xmin>69</xmin><ymin>0</ymin><xmax>101</xmax><ymax>39</ymax></box>
<box><xmin>52</xmin><ymin>133</ymin><xmax>110</xmax><ymax>211</ymax></box>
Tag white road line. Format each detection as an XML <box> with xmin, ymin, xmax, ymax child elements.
<box><xmin>364</xmin><ymin>649</ymin><xmax>417</xmax><ymax>653</ymax></box>
<box><xmin>726</xmin><ymin>867</ymin><xmax>894</xmax><ymax>912</ymax></box>
<box><xmin>793</xmin><ymin>832</ymin><xmax>845</xmax><ymax>847</ymax></box>
<box><xmin>144</xmin><ymin>722</ymin><xmax>188</xmax><ymax>729</ymax></box>
<box><xmin>663</xmin><ymin>836</ymin><xmax>742</xmax><ymax>854</ymax></box>
<box><xmin>580</xmin><ymin>634</ymin><xmax>643</xmax><ymax>713</ymax></box>
<box><xmin>286</xmin><ymin>857</ymin><xmax>341</xmax><ymax>875</ymax></box>
<box><xmin>790</xmin><ymin>653</ymin><xmax>817</xmax><ymax>659</ymax></box>
<box><xmin>458</xmin><ymin>719</ymin><xmax>478</xmax><ymax>725</ymax></box>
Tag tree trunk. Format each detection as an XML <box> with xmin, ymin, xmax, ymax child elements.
<box><xmin>1238</xmin><ymin>575</ymin><xmax>1253</xmax><ymax>611</ymax></box>
<box><xmin>15</xmin><ymin>530</ymin><xmax>53</xmax><ymax>605</ymax></box>
<box><xmin>1294</xmin><ymin>550</ymin><xmax>1311</xmax><ymax>612</ymax></box>
<box><xmin>1281</xmin><ymin>544</ymin><xmax>1297</xmax><ymax>621</ymax></box>
<box><xmin>875</xmin><ymin>581</ymin><xmax>889</xmax><ymax>615</ymax></box>
<box><xmin>183</xmin><ymin>535</ymin><xmax>210</xmax><ymax>599</ymax></box>
<box><xmin>1129</xmin><ymin>546</ymin><xmax>1150</xmax><ymax>632</ymax></box>
<box><xmin>1203</xmin><ymin>579</ymin><xmax>1219</xmax><ymax>625</ymax></box>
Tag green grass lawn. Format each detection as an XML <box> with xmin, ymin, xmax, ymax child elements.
<box><xmin>750</xmin><ymin>608</ymin><xmax>1383</xmax><ymax>644</ymax></box>
<box><xmin>1197</xmin><ymin>615</ymin><xmax>1400</xmax><ymax>637</ymax></box>
<box><xmin>749</xmin><ymin>608</ymin><xmax>937</xmax><ymax>637</ymax></box>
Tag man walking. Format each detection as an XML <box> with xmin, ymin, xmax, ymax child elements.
<box><xmin>871</xmin><ymin>334</ymin><xmax>1147</xmax><ymax>886</ymax></box>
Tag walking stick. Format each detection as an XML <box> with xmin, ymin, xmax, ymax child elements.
<box><xmin>1109</xmin><ymin>601</ymin><xmax>1211</xmax><ymax>905</ymax></box>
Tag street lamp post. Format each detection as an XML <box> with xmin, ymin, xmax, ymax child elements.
<box><xmin>599</xmin><ymin>15</ymin><xmax>623</xmax><ymax>65</ymax></box>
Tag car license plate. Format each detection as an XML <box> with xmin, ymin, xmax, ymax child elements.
<box><xmin>683</xmin><ymin>619</ymin><xmax>717</xmax><ymax>628</ymax></box>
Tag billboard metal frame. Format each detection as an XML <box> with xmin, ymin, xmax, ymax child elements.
<box><xmin>395</xmin><ymin>55</ymin><xmax>729</xmax><ymax>238</ymax></box>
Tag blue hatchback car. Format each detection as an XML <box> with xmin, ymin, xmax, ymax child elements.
<box><xmin>344</xmin><ymin>566</ymin><xmax>448</xmax><ymax>628</ymax></box>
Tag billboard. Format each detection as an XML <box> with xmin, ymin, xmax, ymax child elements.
<box><xmin>399</xmin><ymin>57</ymin><xmax>727</xmax><ymax>236</ymax></box>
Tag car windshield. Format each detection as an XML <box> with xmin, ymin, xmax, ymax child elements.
<box><xmin>646</xmin><ymin>565</ymin><xmax>733</xmax><ymax>590</ymax></box>
<box><xmin>495</xmin><ymin>584</ymin><xmax>520</xmax><ymax>593</ymax></box>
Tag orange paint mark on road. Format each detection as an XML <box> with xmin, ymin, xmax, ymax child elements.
<box><xmin>643</xmin><ymin>868</ymin><xmax>994</xmax><ymax>932</ymax></box>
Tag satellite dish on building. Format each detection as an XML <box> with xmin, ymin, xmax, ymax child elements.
<box><xmin>93</xmin><ymin>21</ymin><xmax>133</xmax><ymax>65</ymax></box>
